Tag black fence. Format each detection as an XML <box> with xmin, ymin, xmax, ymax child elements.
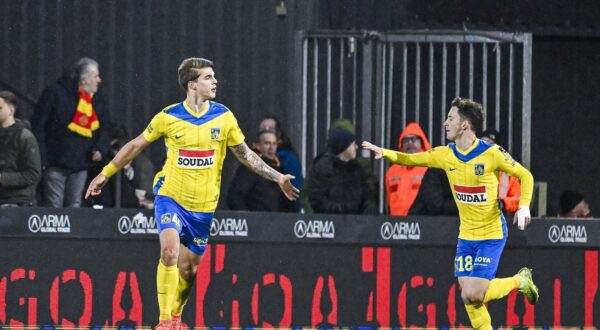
<box><xmin>0</xmin><ymin>208</ymin><xmax>598</xmax><ymax>328</ymax></box>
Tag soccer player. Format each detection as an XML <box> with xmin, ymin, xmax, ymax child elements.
<box><xmin>362</xmin><ymin>97</ymin><xmax>538</xmax><ymax>330</ymax></box>
<box><xmin>85</xmin><ymin>58</ymin><xmax>299</xmax><ymax>330</ymax></box>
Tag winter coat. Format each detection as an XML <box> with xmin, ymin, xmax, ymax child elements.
<box><xmin>307</xmin><ymin>152</ymin><xmax>377</xmax><ymax>214</ymax></box>
<box><xmin>227</xmin><ymin>155</ymin><xmax>294</xmax><ymax>212</ymax></box>
<box><xmin>409</xmin><ymin>168</ymin><xmax>458</xmax><ymax>216</ymax></box>
<box><xmin>0</xmin><ymin>120</ymin><xmax>41</xmax><ymax>204</ymax></box>
<box><xmin>385</xmin><ymin>122</ymin><xmax>432</xmax><ymax>216</ymax></box>
<box><xmin>31</xmin><ymin>75</ymin><xmax>111</xmax><ymax>171</ymax></box>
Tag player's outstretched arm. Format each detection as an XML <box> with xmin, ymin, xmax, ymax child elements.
<box><xmin>85</xmin><ymin>133</ymin><xmax>151</xmax><ymax>199</ymax></box>
<box><xmin>230</xmin><ymin>142</ymin><xmax>300</xmax><ymax>201</ymax></box>
<box><xmin>361</xmin><ymin>141</ymin><xmax>384</xmax><ymax>159</ymax></box>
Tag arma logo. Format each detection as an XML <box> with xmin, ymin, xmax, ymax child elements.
<box><xmin>294</xmin><ymin>220</ymin><xmax>335</xmax><ymax>239</ymax></box>
<box><xmin>118</xmin><ymin>212</ymin><xmax>157</xmax><ymax>234</ymax></box>
<box><xmin>28</xmin><ymin>214</ymin><xmax>71</xmax><ymax>233</ymax></box>
<box><xmin>210</xmin><ymin>217</ymin><xmax>248</xmax><ymax>237</ymax></box>
<box><xmin>380</xmin><ymin>221</ymin><xmax>420</xmax><ymax>240</ymax></box>
<box><xmin>548</xmin><ymin>224</ymin><xmax>587</xmax><ymax>243</ymax></box>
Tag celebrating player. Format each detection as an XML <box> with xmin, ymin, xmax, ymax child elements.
<box><xmin>85</xmin><ymin>57</ymin><xmax>299</xmax><ymax>330</ymax></box>
<box><xmin>362</xmin><ymin>97</ymin><xmax>538</xmax><ymax>330</ymax></box>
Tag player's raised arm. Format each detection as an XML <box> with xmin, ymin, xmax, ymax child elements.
<box><xmin>361</xmin><ymin>141</ymin><xmax>384</xmax><ymax>159</ymax></box>
<box><xmin>85</xmin><ymin>133</ymin><xmax>151</xmax><ymax>198</ymax></box>
<box><xmin>229</xmin><ymin>142</ymin><xmax>300</xmax><ymax>201</ymax></box>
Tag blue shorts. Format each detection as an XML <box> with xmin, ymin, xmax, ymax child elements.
<box><xmin>154</xmin><ymin>195</ymin><xmax>213</xmax><ymax>256</ymax></box>
<box><xmin>454</xmin><ymin>237</ymin><xmax>506</xmax><ymax>280</ymax></box>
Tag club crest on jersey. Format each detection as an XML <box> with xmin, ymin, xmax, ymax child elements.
<box><xmin>177</xmin><ymin>149</ymin><xmax>215</xmax><ymax>168</ymax></box>
<box><xmin>211</xmin><ymin>128</ymin><xmax>221</xmax><ymax>140</ymax></box>
<box><xmin>454</xmin><ymin>185</ymin><xmax>487</xmax><ymax>204</ymax></box>
<box><xmin>474</xmin><ymin>163</ymin><xmax>485</xmax><ymax>176</ymax></box>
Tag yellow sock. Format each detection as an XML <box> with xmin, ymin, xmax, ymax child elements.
<box><xmin>464</xmin><ymin>303</ymin><xmax>492</xmax><ymax>330</ymax></box>
<box><xmin>157</xmin><ymin>259</ymin><xmax>179</xmax><ymax>320</ymax></box>
<box><xmin>483</xmin><ymin>276</ymin><xmax>521</xmax><ymax>302</ymax></box>
<box><xmin>172</xmin><ymin>273</ymin><xmax>194</xmax><ymax>315</ymax></box>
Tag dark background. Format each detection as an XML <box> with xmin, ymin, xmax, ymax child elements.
<box><xmin>1</xmin><ymin>0</ymin><xmax>599</xmax><ymax>215</ymax></box>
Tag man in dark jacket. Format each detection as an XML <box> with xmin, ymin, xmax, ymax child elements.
<box><xmin>227</xmin><ymin>130</ymin><xmax>294</xmax><ymax>212</ymax></box>
<box><xmin>0</xmin><ymin>91</ymin><xmax>41</xmax><ymax>207</ymax></box>
<box><xmin>32</xmin><ymin>57</ymin><xmax>111</xmax><ymax>207</ymax></box>
<box><xmin>409</xmin><ymin>168</ymin><xmax>458</xmax><ymax>216</ymax></box>
<box><xmin>307</xmin><ymin>128</ymin><xmax>377</xmax><ymax>214</ymax></box>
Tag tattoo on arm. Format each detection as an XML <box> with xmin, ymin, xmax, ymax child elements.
<box><xmin>232</xmin><ymin>143</ymin><xmax>281</xmax><ymax>182</ymax></box>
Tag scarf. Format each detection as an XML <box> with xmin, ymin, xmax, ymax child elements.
<box><xmin>67</xmin><ymin>90</ymin><xmax>99</xmax><ymax>138</ymax></box>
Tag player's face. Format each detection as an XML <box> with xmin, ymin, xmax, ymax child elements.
<box><xmin>190</xmin><ymin>67</ymin><xmax>218</xmax><ymax>101</ymax></box>
<box><xmin>257</xmin><ymin>132</ymin><xmax>278</xmax><ymax>159</ymax></box>
<box><xmin>79</xmin><ymin>65</ymin><xmax>101</xmax><ymax>94</ymax></box>
<box><xmin>444</xmin><ymin>107</ymin><xmax>464</xmax><ymax>141</ymax></box>
<box><xmin>0</xmin><ymin>97</ymin><xmax>15</xmax><ymax>127</ymax></box>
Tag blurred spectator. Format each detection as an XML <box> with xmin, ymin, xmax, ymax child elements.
<box><xmin>558</xmin><ymin>190</ymin><xmax>592</xmax><ymax>218</ymax></box>
<box><xmin>409</xmin><ymin>168</ymin><xmax>458</xmax><ymax>216</ymax></box>
<box><xmin>481</xmin><ymin>129</ymin><xmax>521</xmax><ymax>213</ymax></box>
<box><xmin>307</xmin><ymin>128</ymin><xmax>377</xmax><ymax>214</ymax></box>
<box><xmin>227</xmin><ymin>130</ymin><xmax>293</xmax><ymax>212</ymax></box>
<box><xmin>259</xmin><ymin>115</ymin><xmax>303</xmax><ymax>212</ymax></box>
<box><xmin>32</xmin><ymin>57</ymin><xmax>111</xmax><ymax>208</ymax></box>
<box><xmin>88</xmin><ymin>123</ymin><xmax>155</xmax><ymax>208</ymax></box>
<box><xmin>385</xmin><ymin>122</ymin><xmax>431</xmax><ymax>216</ymax></box>
<box><xmin>0</xmin><ymin>91</ymin><xmax>42</xmax><ymax>207</ymax></box>
<box><xmin>331</xmin><ymin>119</ymin><xmax>379</xmax><ymax>198</ymax></box>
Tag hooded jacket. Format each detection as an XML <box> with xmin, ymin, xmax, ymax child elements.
<box><xmin>0</xmin><ymin>119</ymin><xmax>41</xmax><ymax>204</ymax></box>
<box><xmin>31</xmin><ymin>75</ymin><xmax>111</xmax><ymax>171</ymax></box>
<box><xmin>385</xmin><ymin>122</ymin><xmax>431</xmax><ymax>216</ymax></box>
<box><xmin>307</xmin><ymin>152</ymin><xmax>377</xmax><ymax>214</ymax></box>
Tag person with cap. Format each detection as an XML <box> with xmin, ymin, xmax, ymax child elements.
<box><xmin>385</xmin><ymin>122</ymin><xmax>431</xmax><ymax>216</ymax></box>
<box><xmin>480</xmin><ymin>129</ymin><xmax>521</xmax><ymax>213</ymax></box>
<box><xmin>558</xmin><ymin>190</ymin><xmax>592</xmax><ymax>218</ymax></box>
<box><xmin>306</xmin><ymin>128</ymin><xmax>377</xmax><ymax>214</ymax></box>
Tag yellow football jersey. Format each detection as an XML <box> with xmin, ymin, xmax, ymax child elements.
<box><xmin>143</xmin><ymin>101</ymin><xmax>245</xmax><ymax>212</ymax></box>
<box><xmin>383</xmin><ymin>139</ymin><xmax>533</xmax><ymax>240</ymax></box>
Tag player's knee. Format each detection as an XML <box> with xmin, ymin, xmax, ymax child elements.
<box><xmin>461</xmin><ymin>287</ymin><xmax>485</xmax><ymax>304</ymax></box>
<box><xmin>160</xmin><ymin>247</ymin><xmax>179</xmax><ymax>266</ymax></box>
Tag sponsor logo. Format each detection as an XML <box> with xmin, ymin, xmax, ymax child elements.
<box><xmin>548</xmin><ymin>224</ymin><xmax>587</xmax><ymax>243</ymax></box>
<box><xmin>294</xmin><ymin>220</ymin><xmax>335</xmax><ymax>239</ymax></box>
<box><xmin>118</xmin><ymin>212</ymin><xmax>157</xmax><ymax>234</ymax></box>
<box><xmin>449</xmin><ymin>167</ymin><xmax>457</xmax><ymax>171</ymax></box>
<box><xmin>193</xmin><ymin>237</ymin><xmax>209</xmax><ymax>247</ymax></box>
<box><xmin>454</xmin><ymin>185</ymin><xmax>487</xmax><ymax>204</ymax></box>
<box><xmin>211</xmin><ymin>128</ymin><xmax>221</xmax><ymax>140</ymax></box>
<box><xmin>474</xmin><ymin>163</ymin><xmax>485</xmax><ymax>176</ymax></box>
<box><xmin>210</xmin><ymin>217</ymin><xmax>248</xmax><ymax>237</ymax></box>
<box><xmin>177</xmin><ymin>149</ymin><xmax>215</xmax><ymax>168</ymax></box>
<box><xmin>380</xmin><ymin>221</ymin><xmax>421</xmax><ymax>240</ymax></box>
<box><xmin>28</xmin><ymin>214</ymin><xmax>71</xmax><ymax>233</ymax></box>
<box><xmin>175</xmin><ymin>134</ymin><xmax>184</xmax><ymax>139</ymax></box>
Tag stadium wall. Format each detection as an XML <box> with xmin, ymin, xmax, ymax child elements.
<box><xmin>1</xmin><ymin>208</ymin><xmax>598</xmax><ymax>328</ymax></box>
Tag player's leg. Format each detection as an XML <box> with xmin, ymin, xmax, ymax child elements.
<box><xmin>154</xmin><ymin>196</ymin><xmax>185</xmax><ymax>328</ymax></box>
<box><xmin>171</xmin><ymin>210</ymin><xmax>212</xmax><ymax>330</ymax></box>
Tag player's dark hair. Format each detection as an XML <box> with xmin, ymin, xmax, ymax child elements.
<box><xmin>451</xmin><ymin>97</ymin><xmax>484</xmax><ymax>136</ymax></box>
<box><xmin>178</xmin><ymin>57</ymin><xmax>214</xmax><ymax>91</ymax></box>
<box><xmin>0</xmin><ymin>90</ymin><xmax>17</xmax><ymax>109</ymax></box>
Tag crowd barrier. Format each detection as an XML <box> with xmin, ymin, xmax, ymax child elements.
<box><xmin>0</xmin><ymin>208</ymin><xmax>598</xmax><ymax>328</ymax></box>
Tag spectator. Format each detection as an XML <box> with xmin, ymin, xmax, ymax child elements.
<box><xmin>259</xmin><ymin>115</ymin><xmax>303</xmax><ymax>212</ymax></box>
<box><xmin>88</xmin><ymin>123</ymin><xmax>155</xmax><ymax>208</ymax></box>
<box><xmin>409</xmin><ymin>168</ymin><xmax>458</xmax><ymax>216</ymax></box>
<box><xmin>558</xmin><ymin>190</ymin><xmax>592</xmax><ymax>218</ymax></box>
<box><xmin>0</xmin><ymin>91</ymin><xmax>42</xmax><ymax>207</ymax></box>
<box><xmin>307</xmin><ymin>128</ymin><xmax>377</xmax><ymax>214</ymax></box>
<box><xmin>227</xmin><ymin>130</ymin><xmax>293</xmax><ymax>212</ymax></box>
<box><xmin>481</xmin><ymin>129</ymin><xmax>521</xmax><ymax>213</ymax></box>
<box><xmin>32</xmin><ymin>57</ymin><xmax>111</xmax><ymax>208</ymax></box>
<box><xmin>385</xmin><ymin>122</ymin><xmax>431</xmax><ymax>216</ymax></box>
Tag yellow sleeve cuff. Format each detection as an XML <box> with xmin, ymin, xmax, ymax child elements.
<box><xmin>101</xmin><ymin>162</ymin><xmax>119</xmax><ymax>178</ymax></box>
